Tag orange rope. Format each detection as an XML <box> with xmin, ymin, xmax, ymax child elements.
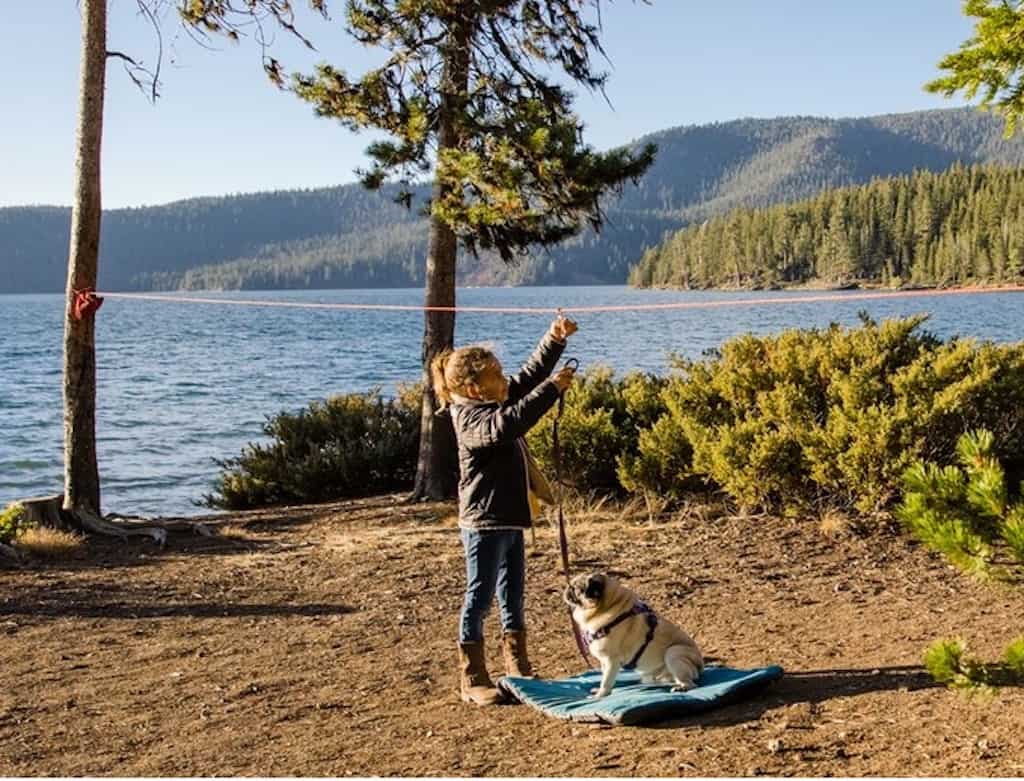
<box><xmin>97</xmin><ymin>285</ymin><xmax>1024</xmax><ymax>315</ymax></box>
<box><xmin>98</xmin><ymin>291</ymin><xmax>556</xmax><ymax>314</ymax></box>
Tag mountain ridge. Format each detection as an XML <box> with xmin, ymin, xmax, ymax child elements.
<box><xmin>3</xmin><ymin>107</ymin><xmax>1023</xmax><ymax>293</ymax></box>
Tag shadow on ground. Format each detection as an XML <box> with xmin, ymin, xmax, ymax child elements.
<box><xmin>0</xmin><ymin>578</ymin><xmax>355</xmax><ymax>620</ymax></box>
<box><xmin>649</xmin><ymin>665</ymin><xmax>939</xmax><ymax>729</ymax></box>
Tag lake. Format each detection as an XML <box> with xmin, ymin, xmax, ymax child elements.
<box><xmin>3</xmin><ymin>285</ymin><xmax>1024</xmax><ymax>516</ymax></box>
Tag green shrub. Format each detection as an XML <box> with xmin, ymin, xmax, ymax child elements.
<box><xmin>618</xmin><ymin>414</ymin><xmax>698</xmax><ymax>500</ymax></box>
<box><xmin>1000</xmin><ymin>505</ymin><xmax>1024</xmax><ymax>564</ymax></box>
<box><xmin>526</xmin><ymin>368</ymin><xmax>667</xmax><ymax>495</ymax></box>
<box><xmin>896</xmin><ymin>461</ymin><xmax>993</xmax><ymax>577</ymax></box>
<box><xmin>206</xmin><ymin>385</ymin><xmax>421</xmax><ymax>510</ymax></box>
<box><xmin>925</xmin><ymin>636</ymin><xmax>1024</xmax><ymax>691</ymax></box>
<box><xmin>0</xmin><ymin>502</ymin><xmax>29</xmax><ymax>544</ymax></box>
<box><xmin>924</xmin><ymin>638</ymin><xmax>988</xmax><ymax>689</ymax></box>
<box><xmin>1005</xmin><ymin>637</ymin><xmax>1024</xmax><ymax>677</ymax></box>
<box><xmin>897</xmin><ymin>430</ymin><xmax>1024</xmax><ymax>578</ymax></box>
<box><xmin>623</xmin><ymin>315</ymin><xmax>1024</xmax><ymax>517</ymax></box>
<box><xmin>623</xmin><ymin>316</ymin><xmax>936</xmax><ymax>511</ymax></box>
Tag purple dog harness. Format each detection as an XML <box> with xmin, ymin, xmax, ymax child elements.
<box><xmin>583</xmin><ymin>601</ymin><xmax>659</xmax><ymax>670</ymax></box>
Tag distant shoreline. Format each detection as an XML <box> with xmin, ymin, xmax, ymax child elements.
<box><xmin>637</xmin><ymin>280</ymin><xmax>1024</xmax><ymax>294</ymax></box>
<box><xmin>5</xmin><ymin>280</ymin><xmax>1024</xmax><ymax>297</ymax></box>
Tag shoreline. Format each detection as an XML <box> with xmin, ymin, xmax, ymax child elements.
<box><xmin>5</xmin><ymin>278</ymin><xmax>1024</xmax><ymax>296</ymax></box>
<box><xmin>637</xmin><ymin>279</ymin><xmax>1024</xmax><ymax>294</ymax></box>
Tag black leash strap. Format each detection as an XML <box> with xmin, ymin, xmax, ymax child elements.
<box><xmin>553</xmin><ymin>357</ymin><xmax>592</xmax><ymax>667</ymax></box>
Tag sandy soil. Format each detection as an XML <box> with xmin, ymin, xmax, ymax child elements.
<box><xmin>2</xmin><ymin>495</ymin><xmax>1023</xmax><ymax>776</ymax></box>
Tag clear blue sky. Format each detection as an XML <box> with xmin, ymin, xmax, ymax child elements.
<box><xmin>0</xmin><ymin>1</ymin><xmax>974</xmax><ymax>209</ymax></box>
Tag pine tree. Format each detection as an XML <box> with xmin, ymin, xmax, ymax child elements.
<box><xmin>183</xmin><ymin>0</ymin><xmax>655</xmax><ymax>499</ymax></box>
<box><xmin>822</xmin><ymin>201</ymin><xmax>855</xmax><ymax>283</ymax></box>
<box><xmin>927</xmin><ymin>0</ymin><xmax>1024</xmax><ymax>136</ymax></box>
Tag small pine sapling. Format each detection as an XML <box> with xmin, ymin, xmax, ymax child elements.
<box><xmin>925</xmin><ymin>635</ymin><xmax>1024</xmax><ymax>690</ymax></box>
<box><xmin>1004</xmin><ymin>637</ymin><xmax>1024</xmax><ymax>678</ymax></box>
<box><xmin>1000</xmin><ymin>504</ymin><xmax>1024</xmax><ymax>565</ymax></box>
<box><xmin>898</xmin><ymin>430</ymin><xmax>1024</xmax><ymax>578</ymax></box>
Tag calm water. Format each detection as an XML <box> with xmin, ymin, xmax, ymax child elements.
<box><xmin>3</xmin><ymin>285</ymin><xmax>1024</xmax><ymax>516</ymax></box>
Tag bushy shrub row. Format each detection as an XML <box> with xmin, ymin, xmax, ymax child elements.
<box><xmin>625</xmin><ymin>315</ymin><xmax>1024</xmax><ymax>516</ymax></box>
<box><xmin>210</xmin><ymin>317</ymin><xmax>1024</xmax><ymax>525</ymax></box>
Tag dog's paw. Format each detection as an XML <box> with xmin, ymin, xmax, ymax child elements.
<box><xmin>671</xmin><ymin>682</ymin><xmax>697</xmax><ymax>693</ymax></box>
<box><xmin>588</xmin><ymin>687</ymin><xmax>611</xmax><ymax>699</ymax></box>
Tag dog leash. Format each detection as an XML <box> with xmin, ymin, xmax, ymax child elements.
<box><xmin>552</xmin><ymin>357</ymin><xmax>593</xmax><ymax>667</ymax></box>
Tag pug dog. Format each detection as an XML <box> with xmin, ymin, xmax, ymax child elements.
<box><xmin>564</xmin><ymin>572</ymin><xmax>703</xmax><ymax>699</ymax></box>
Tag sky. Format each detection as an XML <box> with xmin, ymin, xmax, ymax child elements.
<box><xmin>0</xmin><ymin>1</ymin><xmax>976</xmax><ymax>209</ymax></box>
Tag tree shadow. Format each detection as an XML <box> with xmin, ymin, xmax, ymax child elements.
<box><xmin>8</xmin><ymin>531</ymin><xmax>313</xmax><ymax>573</ymax></box>
<box><xmin>648</xmin><ymin>665</ymin><xmax>939</xmax><ymax>729</ymax></box>
<box><xmin>3</xmin><ymin>494</ymin><xmax>455</xmax><ymax>574</ymax></box>
<box><xmin>205</xmin><ymin>503</ymin><xmax>338</xmax><ymax>534</ymax></box>
<box><xmin>218</xmin><ymin>494</ymin><xmax>451</xmax><ymax>533</ymax></box>
<box><xmin>11</xmin><ymin>601</ymin><xmax>354</xmax><ymax>620</ymax></box>
<box><xmin>0</xmin><ymin>577</ymin><xmax>356</xmax><ymax>621</ymax></box>
<box><xmin>0</xmin><ymin>595</ymin><xmax>354</xmax><ymax>620</ymax></box>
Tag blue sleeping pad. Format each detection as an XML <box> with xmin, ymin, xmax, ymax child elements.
<box><xmin>499</xmin><ymin>665</ymin><xmax>784</xmax><ymax>726</ymax></box>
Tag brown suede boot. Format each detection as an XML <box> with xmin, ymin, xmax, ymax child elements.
<box><xmin>502</xmin><ymin>630</ymin><xmax>536</xmax><ymax>678</ymax></box>
<box><xmin>457</xmin><ymin>641</ymin><xmax>504</xmax><ymax>706</ymax></box>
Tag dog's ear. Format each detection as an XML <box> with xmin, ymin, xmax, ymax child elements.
<box><xmin>584</xmin><ymin>573</ymin><xmax>606</xmax><ymax>601</ymax></box>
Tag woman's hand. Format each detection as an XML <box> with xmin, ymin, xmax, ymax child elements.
<box><xmin>553</xmin><ymin>365</ymin><xmax>576</xmax><ymax>392</ymax></box>
<box><xmin>550</xmin><ymin>315</ymin><xmax>578</xmax><ymax>343</ymax></box>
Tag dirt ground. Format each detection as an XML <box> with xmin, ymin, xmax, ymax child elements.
<box><xmin>2</xmin><ymin>495</ymin><xmax>1023</xmax><ymax>777</ymax></box>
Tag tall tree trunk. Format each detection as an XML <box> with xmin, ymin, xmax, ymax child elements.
<box><xmin>63</xmin><ymin>0</ymin><xmax>107</xmax><ymax>516</ymax></box>
<box><xmin>411</xmin><ymin>211</ymin><xmax>459</xmax><ymax>501</ymax></box>
<box><xmin>410</xmin><ymin>13</ymin><xmax>474</xmax><ymax>501</ymax></box>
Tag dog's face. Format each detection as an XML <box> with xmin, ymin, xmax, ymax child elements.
<box><xmin>564</xmin><ymin>572</ymin><xmax>611</xmax><ymax>610</ymax></box>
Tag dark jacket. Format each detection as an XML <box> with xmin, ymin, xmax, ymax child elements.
<box><xmin>450</xmin><ymin>333</ymin><xmax>566</xmax><ymax>530</ymax></box>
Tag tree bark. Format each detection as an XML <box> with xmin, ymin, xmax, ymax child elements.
<box><xmin>410</xmin><ymin>12</ymin><xmax>474</xmax><ymax>502</ymax></box>
<box><xmin>410</xmin><ymin>213</ymin><xmax>459</xmax><ymax>501</ymax></box>
<box><xmin>63</xmin><ymin>0</ymin><xmax>107</xmax><ymax>516</ymax></box>
<box><xmin>0</xmin><ymin>542</ymin><xmax>22</xmax><ymax>565</ymax></box>
<box><xmin>22</xmin><ymin>494</ymin><xmax>73</xmax><ymax>531</ymax></box>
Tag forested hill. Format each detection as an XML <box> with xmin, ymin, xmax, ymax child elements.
<box><xmin>4</xmin><ymin>107</ymin><xmax>1024</xmax><ymax>293</ymax></box>
<box><xmin>630</xmin><ymin>164</ymin><xmax>1024</xmax><ymax>289</ymax></box>
<box><xmin>0</xmin><ymin>185</ymin><xmax>424</xmax><ymax>294</ymax></box>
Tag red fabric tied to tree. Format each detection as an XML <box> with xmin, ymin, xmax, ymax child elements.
<box><xmin>72</xmin><ymin>288</ymin><xmax>104</xmax><ymax>320</ymax></box>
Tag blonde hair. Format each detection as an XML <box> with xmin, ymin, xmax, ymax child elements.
<box><xmin>431</xmin><ymin>346</ymin><xmax>498</xmax><ymax>409</ymax></box>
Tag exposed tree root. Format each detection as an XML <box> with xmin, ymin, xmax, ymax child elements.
<box><xmin>0</xmin><ymin>541</ymin><xmax>23</xmax><ymax>565</ymax></box>
<box><xmin>104</xmin><ymin>512</ymin><xmax>220</xmax><ymax>537</ymax></box>
<box><xmin>20</xmin><ymin>493</ymin><xmax>224</xmax><ymax>545</ymax></box>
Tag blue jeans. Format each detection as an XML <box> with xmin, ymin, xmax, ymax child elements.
<box><xmin>459</xmin><ymin>529</ymin><xmax>526</xmax><ymax>643</ymax></box>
